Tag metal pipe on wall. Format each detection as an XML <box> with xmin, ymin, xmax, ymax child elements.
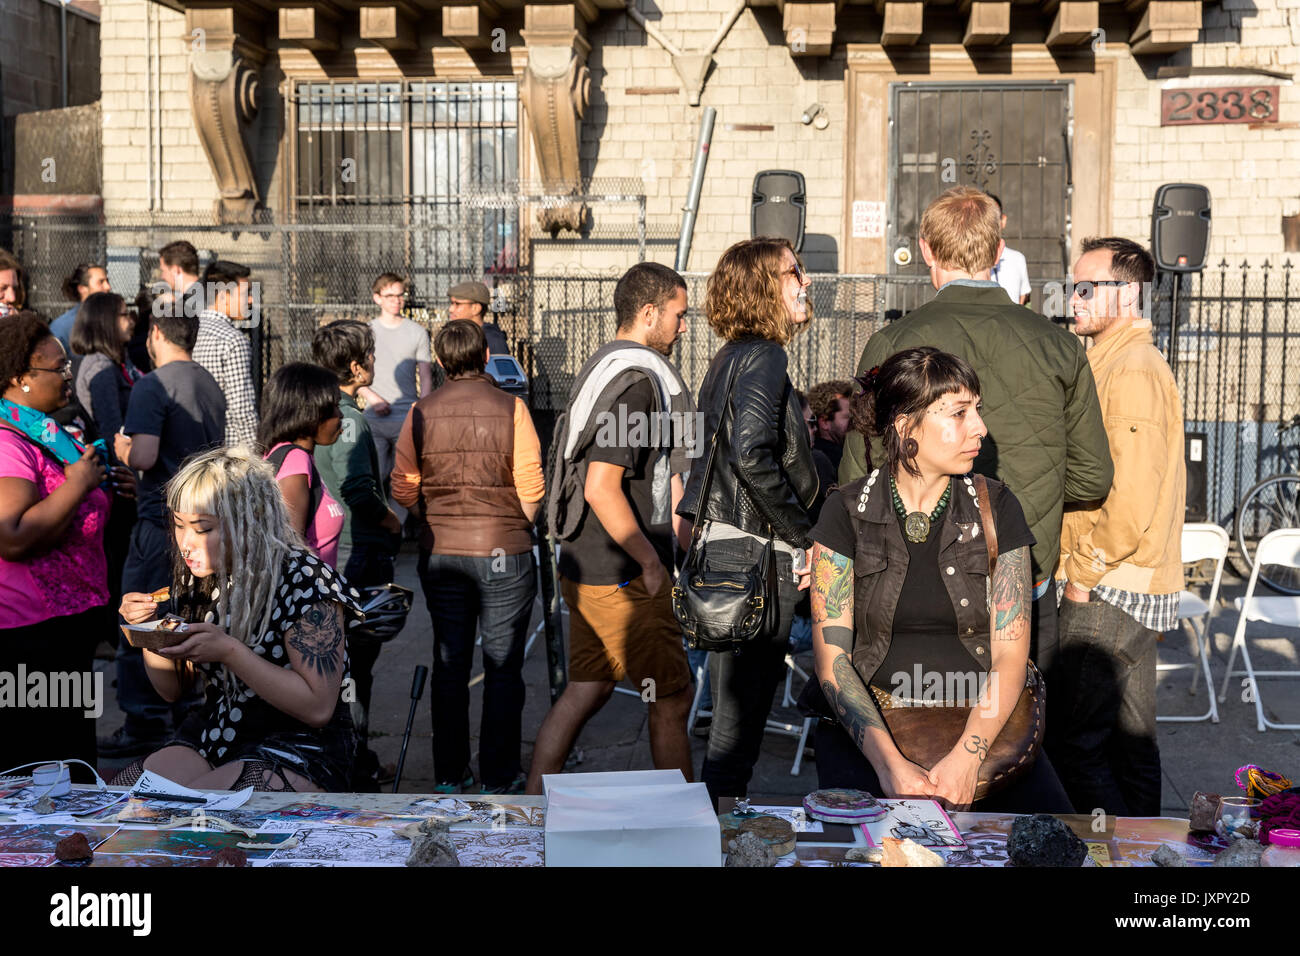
<box><xmin>674</xmin><ymin>106</ymin><xmax>716</xmax><ymax>272</ymax></box>
<box><xmin>147</xmin><ymin>0</ymin><xmax>155</xmax><ymax>210</ymax></box>
<box><xmin>59</xmin><ymin>0</ymin><xmax>68</xmax><ymax>108</ymax></box>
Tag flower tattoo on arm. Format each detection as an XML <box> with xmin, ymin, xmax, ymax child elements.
<box><xmin>991</xmin><ymin>545</ymin><xmax>1030</xmax><ymax>641</ymax></box>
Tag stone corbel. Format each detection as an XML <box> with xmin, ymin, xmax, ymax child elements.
<box><xmin>960</xmin><ymin>0</ymin><xmax>1010</xmax><ymax>47</ymax></box>
<box><xmin>520</xmin><ymin>4</ymin><xmax>592</xmax><ymax>234</ymax></box>
<box><xmin>186</xmin><ymin>6</ymin><xmax>266</xmax><ymax>223</ymax></box>
<box><xmin>779</xmin><ymin>1</ymin><xmax>840</xmax><ymax>57</ymax></box>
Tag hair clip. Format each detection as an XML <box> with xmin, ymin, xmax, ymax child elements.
<box><xmin>854</xmin><ymin>366</ymin><xmax>882</xmax><ymax>394</ymax></box>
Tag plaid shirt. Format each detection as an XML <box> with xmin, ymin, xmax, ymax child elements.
<box><xmin>1056</xmin><ymin>580</ymin><xmax>1180</xmax><ymax>633</ymax></box>
<box><xmin>193</xmin><ymin>310</ymin><xmax>258</xmax><ymax>447</ymax></box>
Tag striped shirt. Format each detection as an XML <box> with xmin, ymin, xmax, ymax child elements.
<box><xmin>1056</xmin><ymin>580</ymin><xmax>1180</xmax><ymax>633</ymax></box>
<box><xmin>193</xmin><ymin>309</ymin><xmax>258</xmax><ymax>448</ymax></box>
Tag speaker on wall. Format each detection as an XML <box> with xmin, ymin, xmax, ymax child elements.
<box><xmin>752</xmin><ymin>170</ymin><xmax>806</xmax><ymax>252</ymax></box>
<box><xmin>1152</xmin><ymin>184</ymin><xmax>1211</xmax><ymax>273</ymax></box>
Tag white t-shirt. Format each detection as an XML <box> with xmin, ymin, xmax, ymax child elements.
<box><xmin>992</xmin><ymin>247</ymin><xmax>1031</xmax><ymax>303</ymax></box>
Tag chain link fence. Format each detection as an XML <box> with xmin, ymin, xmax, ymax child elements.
<box><xmin>4</xmin><ymin>209</ymin><xmax>1295</xmax><ymax>526</ymax></box>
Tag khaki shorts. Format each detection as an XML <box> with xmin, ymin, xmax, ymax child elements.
<box><xmin>561</xmin><ymin>573</ymin><xmax>692</xmax><ymax>698</ymax></box>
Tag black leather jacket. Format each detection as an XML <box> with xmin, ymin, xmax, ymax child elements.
<box><xmin>678</xmin><ymin>338</ymin><xmax>818</xmax><ymax>548</ymax></box>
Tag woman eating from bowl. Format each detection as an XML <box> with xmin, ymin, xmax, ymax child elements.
<box><xmin>799</xmin><ymin>347</ymin><xmax>1072</xmax><ymax>813</ymax></box>
<box><xmin>114</xmin><ymin>447</ymin><xmax>360</xmax><ymax>792</ymax></box>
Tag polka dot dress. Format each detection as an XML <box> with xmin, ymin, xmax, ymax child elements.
<box><xmin>181</xmin><ymin>549</ymin><xmax>363</xmax><ymax>765</ymax></box>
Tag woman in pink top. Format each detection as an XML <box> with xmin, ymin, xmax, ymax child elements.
<box><xmin>257</xmin><ymin>363</ymin><xmax>345</xmax><ymax>567</ymax></box>
<box><xmin>0</xmin><ymin>311</ymin><xmax>130</xmax><ymax>774</ymax></box>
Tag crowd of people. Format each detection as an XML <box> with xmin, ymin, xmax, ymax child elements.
<box><xmin>0</xmin><ymin>186</ymin><xmax>1184</xmax><ymax>819</ymax></box>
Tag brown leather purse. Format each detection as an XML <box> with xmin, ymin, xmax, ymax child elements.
<box><xmin>871</xmin><ymin>475</ymin><xmax>1045</xmax><ymax>801</ymax></box>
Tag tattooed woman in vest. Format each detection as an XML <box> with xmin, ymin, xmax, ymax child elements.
<box><xmin>799</xmin><ymin>348</ymin><xmax>1072</xmax><ymax>813</ymax></box>
<box><xmin>114</xmin><ymin>447</ymin><xmax>362</xmax><ymax>792</ymax></box>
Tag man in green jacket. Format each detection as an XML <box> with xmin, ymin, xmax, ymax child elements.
<box><xmin>312</xmin><ymin>319</ymin><xmax>403</xmax><ymax>790</ymax></box>
<box><xmin>841</xmin><ymin>186</ymin><xmax>1113</xmax><ymax>685</ymax></box>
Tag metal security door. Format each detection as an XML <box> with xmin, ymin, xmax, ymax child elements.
<box><xmin>887</xmin><ymin>82</ymin><xmax>1072</xmax><ymax>314</ymax></box>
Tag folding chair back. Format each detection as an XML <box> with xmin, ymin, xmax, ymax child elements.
<box><xmin>1180</xmin><ymin>522</ymin><xmax>1230</xmax><ymax>618</ymax></box>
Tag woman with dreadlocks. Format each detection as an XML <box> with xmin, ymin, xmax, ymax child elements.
<box><xmin>115</xmin><ymin>447</ymin><xmax>361</xmax><ymax>792</ymax></box>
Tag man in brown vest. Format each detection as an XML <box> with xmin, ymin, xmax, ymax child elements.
<box><xmin>391</xmin><ymin>319</ymin><xmax>546</xmax><ymax>794</ymax></box>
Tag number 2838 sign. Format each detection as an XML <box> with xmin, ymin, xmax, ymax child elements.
<box><xmin>1161</xmin><ymin>86</ymin><xmax>1278</xmax><ymax>126</ymax></box>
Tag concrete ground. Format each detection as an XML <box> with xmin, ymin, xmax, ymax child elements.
<box><xmin>95</xmin><ymin>546</ymin><xmax>1300</xmax><ymax>810</ymax></box>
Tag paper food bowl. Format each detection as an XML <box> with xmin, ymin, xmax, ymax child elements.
<box><xmin>120</xmin><ymin>617</ymin><xmax>189</xmax><ymax>650</ymax></box>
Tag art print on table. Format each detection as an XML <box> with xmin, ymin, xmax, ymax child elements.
<box><xmin>943</xmin><ymin>833</ymin><xmax>1010</xmax><ymax>867</ymax></box>
<box><xmin>860</xmin><ymin>800</ymin><xmax>965</xmax><ymax>849</ymax></box>
<box><xmin>268</xmin><ymin>826</ymin><xmax>411</xmax><ymax>865</ymax></box>
<box><xmin>0</xmin><ymin>852</ymin><xmax>55</xmax><ymax>866</ymax></box>
<box><xmin>399</xmin><ymin>797</ymin><xmax>546</xmax><ymax>829</ymax></box>
<box><xmin>86</xmin><ymin>853</ymin><xmax>211</xmax><ymax>867</ymax></box>
<box><xmin>258</xmin><ymin>803</ymin><xmax>418</xmax><ymax>831</ymax></box>
<box><xmin>746</xmin><ymin>805</ymin><xmax>824</xmax><ymax>834</ymax></box>
<box><xmin>451</xmin><ymin>829</ymin><xmax>544</xmax><ymax>867</ymax></box>
<box><xmin>94</xmin><ymin>828</ymin><xmax>291</xmax><ymax>860</ymax></box>
<box><xmin>0</xmin><ymin>787</ymin><xmax>128</xmax><ymax>818</ymax></box>
<box><xmin>0</xmin><ymin>824</ymin><xmax>119</xmax><ymax>855</ymax></box>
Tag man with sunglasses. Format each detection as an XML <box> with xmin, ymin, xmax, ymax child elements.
<box><xmin>842</xmin><ymin>186</ymin><xmax>1113</xmax><ymax>709</ymax></box>
<box><xmin>1052</xmin><ymin>237</ymin><xmax>1184</xmax><ymax>819</ymax></box>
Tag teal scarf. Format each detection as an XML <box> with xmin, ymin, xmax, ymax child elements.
<box><xmin>0</xmin><ymin>397</ymin><xmax>108</xmax><ymax>473</ymax></box>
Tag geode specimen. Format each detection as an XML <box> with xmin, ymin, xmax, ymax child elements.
<box><xmin>1151</xmin><ymin>845</ymin><xmax>1187</xmax><ymax>867</ymax></box>
<box><xmin>725</xmin><ymin>831</ymin><xmax>776</xmax><ymax>867</ymax></box>
<box><xmin>881</xmin><ymin>838</ymin><xmax>944</xmax><ymax>868</ymax></box>
<box><xmin>406</xmin><ymin>819</ymin><xmax>460</xmax><ymax>867</ymax></box>
<box><xmin>1188</xmin><ymin>791</ymin><xmax>1221</xmax><ymax>832</ymax></box>
<box><xmin>1212</xmin><ymin>839</ymin><xmax>1264</xmax><ymax>867</ymax></box>
<box><xmin>1007</xmin><ymin>814</ymin><xmax>1087</xmax><ymax>867</ymax></box>
<box><xmin>54</xmin><ymin>832</ymin><xmax>93</xmax><ymax>862</ymax></box>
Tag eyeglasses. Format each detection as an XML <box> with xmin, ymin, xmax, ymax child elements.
<box><xmin>805</xmin><ymin>418</ymin><xmax>817</xmax><ymax>427</ymax></box>
<box><xmin>1071</xmin><ymin>280</ymin><xmax>1131</xmax><ymax>300</ymax></box>
<box><xmin>26</xmin><ymin>360</ymin><xmax>73</xmax><ymax>379</ymax></box>
<box><xmin>377</xmin><ymin>293</ymin><xmax>406</xmax><ymax>300</ymax></box>
<box><xmin>784</xmin><ymin>263</ymin><xmax>808</xmax><ymax>284</ymax></box>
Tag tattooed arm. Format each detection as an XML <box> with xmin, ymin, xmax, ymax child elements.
<box><xmin>219</xmin><ymin>601</ymin><xmax>347</xmax><ymax>728</ymax></box>
<box><xmin>810</xmin><ymin>543</ymin><xmax>935</xmax><ymax>799</ymax></box>
<box><xmin>927</xmin><ymin>544</ymin><xmax>1032</xmax><ymax>810</ymax></box>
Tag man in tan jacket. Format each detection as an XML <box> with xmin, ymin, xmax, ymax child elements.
<box><xmin>1053</xmin><ymin>237</ymin><xmax>1185</xmax><ymax>818</ymax></box>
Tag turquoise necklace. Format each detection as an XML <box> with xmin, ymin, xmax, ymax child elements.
<box><xmin>890</xmin><ymin>475</ymin><xmax>951</xmax><ymax>543</ymax></box>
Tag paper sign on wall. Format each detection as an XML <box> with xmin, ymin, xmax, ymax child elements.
<box><xmin>852</xmin><ymin>201</ymin><xmax>885</xmax><ymax>239</ymax></box>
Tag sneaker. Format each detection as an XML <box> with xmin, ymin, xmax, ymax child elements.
<box><xmin>97</xmin><ymin>725</ymin><xmax>167</xmax><ymax>759</ymax></box>
<box><xmin>431</xmin><ymin>768</ymin><xmax>475</xmax><ymax>794</ymax></box>
<box><xmin>479</xmin><ymin>773</ymin><xmax>527</xmax><ymax>795</ymax></box>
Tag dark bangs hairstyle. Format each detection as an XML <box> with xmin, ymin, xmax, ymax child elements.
<box><xmin>851</xmin><ymin>346</ymin><xmax>982</xmax><ymax>478</ymax></box>
<box><xmin>256</xmin><ymin>362</ymin><xmax>341</xmax><ymax>451</ymax></box>
<box><xmin>312</xmin><ymin>319</ymin><xmax>374</xmax><ymax>385</ymax></box>
<box><xmin>71</xmin><ymin>291</ymin><xmax>128</xmax><ymax>362</ymax></box>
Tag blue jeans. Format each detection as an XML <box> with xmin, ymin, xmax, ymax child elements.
<box><xmin>416</xmin><ymin>549</ymin><xmax>537</xmax><ymax>789</ymax></box>
<box><xmin>118</xmin><ymin>519</ymin><xmax>188</xmax><ymax>736</ymax></box>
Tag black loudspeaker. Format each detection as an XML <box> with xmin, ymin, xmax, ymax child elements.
<box><xmin>752</xmin><ymin>170</ymin><xmax>806</xmax><ymax>252</ymax></box>
<box><xmin>1152</xmin><ymin>184</ymin><xmax>1211</xmax><ymax>272</ymax></box>
<box><xmin>1185</xmin><ymin>431</ymin><xmax>1207</xmax><ymax>522</ymax></box>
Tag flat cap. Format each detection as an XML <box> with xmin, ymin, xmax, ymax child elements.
<box><xmin>448</xmin><ymin>280</ymin><xmax>490</xmax><ymax>306</ymax></box>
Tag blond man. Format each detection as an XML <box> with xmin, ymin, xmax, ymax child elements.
<box><xmin>841</xmin><ymin>186</ymin><xmax>1113</xmax><ymax>699</ymax></box>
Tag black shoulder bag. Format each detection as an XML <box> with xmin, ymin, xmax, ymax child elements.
<box><xmin>671</xmin><ymin>357</ymin><xmax>778</xmax><ymax>653</ymax></box>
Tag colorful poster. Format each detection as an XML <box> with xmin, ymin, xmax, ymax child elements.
<box><xmin>399</xmin><ymin>798</ymin><xmax>546</xmax><ymax>829</ymax></box>
<box><xmin>259</xmin><ymin>803</ymin><xmax>419</xmax><ymax>831</ymax></box>
<box><xmin>94</xmin><ymin>828</ymin><xmax>292</xmax><ymax>860</ymax></box>
<box><xmin>0</xmin><ymin>853</ymin><xmax>55</xmax><ymax>866</ymax></box>
<box><xmin>0</xmin><ymin>824</ymin><xmax>119</xmax><ymax>855</ymax></box>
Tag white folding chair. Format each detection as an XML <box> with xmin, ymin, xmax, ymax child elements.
<box><xmin>1157</xmin><ymin>522</ymin><xmax>1228</xmax><ymax>723</ymax></box>
<box><xmin>1217</xmin><ymin>528</ymin><xmax>1300</xmax><ymax>731</ymax></box>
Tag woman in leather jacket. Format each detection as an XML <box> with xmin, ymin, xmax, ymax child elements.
<box><xmin>800</xmin><ymin>347</ymin><xmax>1072</xmax><ymax>814</ymax></box>
<box><xmin>677</xmin><ymin>237</ymin><xmax>818</xmax><ymax>804</ymax></box>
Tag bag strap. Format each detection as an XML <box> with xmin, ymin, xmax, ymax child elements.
<box><xmin>973</xmin><ymin>474</ymin><xmax>998</xmax><ymax>577</ymax></box>
<box><xmin>268</xmin><ymin>444</ymin><xmax>325</xmax><ymax>517</ymax></box>
<box><xmin>685</xmin><ymin>353</ymin><xmax>745</xmax><ymax>556</ymax></box>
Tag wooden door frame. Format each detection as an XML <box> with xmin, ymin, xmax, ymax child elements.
<box><xmin>844</xmin><ymin>45</ymin><xmax>1116</xmax><ymax>274</ymax></box>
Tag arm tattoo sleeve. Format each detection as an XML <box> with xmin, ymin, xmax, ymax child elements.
<box><xmin>823</xmin><ymin>653</ymin><xmax>887</xmax><ymax>750</ymax></box>
<box><xmin>287</xmin><ymin>603</ymin><xmax>344</xmax><ymax>677</ymax></box>
<box><xmin>991</xmin><ymin>545</ymin><xmax>1030</xmax><ymax>639</ymax></box>
<box><xmin>811</xmin><ymin>547</ymin><xmax>853</xmax><ymax>622</ymax></box>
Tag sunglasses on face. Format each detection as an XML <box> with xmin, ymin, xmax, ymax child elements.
<box><xmin>784</xmin><ymin>262</ymin><xmax>808</xmax><ymax>283</ymax></box>
<box><xmin>1072</xmin><ymin>280</ymin><xmax>1131</xmax><ymax>300</ymax></box>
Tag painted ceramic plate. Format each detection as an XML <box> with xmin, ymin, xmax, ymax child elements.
<box><xmin>803</xmin><ymin>789</ymin><xmax>888</xmax><ymax>824</ymax></box>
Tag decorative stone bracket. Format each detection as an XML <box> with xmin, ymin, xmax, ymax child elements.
<box><xmin>520</xmin><ymin>4</ymin><xmax>591</xmax><ymax>234</ymax></box>
<box><xmin>186</xmin><ymin>8</ymin><xmax>266</xmax><ymax>223</ymax></box>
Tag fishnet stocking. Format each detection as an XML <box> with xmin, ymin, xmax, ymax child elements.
<box><xmin>108</xmin><ymin>761</ymin><xmax>146</xmax><ymax>787</ymax></box>
<box><xmin>234</xmin><ymin>760</ymin><xmax>296</xmax><ymax>792</ymax></box>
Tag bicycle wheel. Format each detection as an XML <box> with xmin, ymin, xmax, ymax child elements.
<box><xmin>1234</xmin><ymin>474</ymin><xmax>1300</xmax><ymax>594</ymax></box>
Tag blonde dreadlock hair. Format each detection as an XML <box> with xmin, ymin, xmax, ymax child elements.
<box><xmin>166</xmin><ymin>448</ymin><xmax>305</xmax><ymax>693</ymax></box>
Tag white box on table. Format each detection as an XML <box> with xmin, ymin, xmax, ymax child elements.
<box><xmin>541</xmin><ymin>769</ymin><xmax>684</xmax><ymax>797</ymax></box>
<box><xmin>544</xmin><ymin>780</ymin><xmax>720</xmax><ymax>867</ymax></box>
